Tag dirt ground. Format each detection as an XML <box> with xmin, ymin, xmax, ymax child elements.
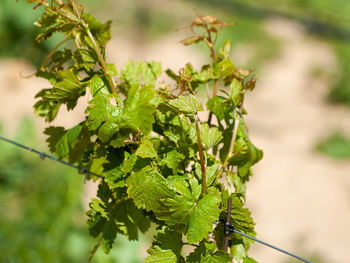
<box><xmin>0</xmin><ymin>17</ymin><xmax>349</xmax><ymax>262</ymax></box>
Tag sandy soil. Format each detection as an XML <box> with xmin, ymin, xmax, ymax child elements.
<box><xmin>245</xmin><ymin>18</ymin><xmax>350</xmax><ymax>263</ymax></box>
<box><xmin>0</xmin><ymin>17</ymin><xmax>349</xmax><ymax>263</ymax></box>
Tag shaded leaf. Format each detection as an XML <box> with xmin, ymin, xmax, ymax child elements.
<box><xmin>45</xmin><ymin>123</ymin><xmax>83</xmax><ymax>159</ymax></box>
<box><xmin>146</xmin><ymin>227</ymin><xmax>184</xmax><ymax>263</ymax></box>
<box><xmin>135</xmin><ymin>138</ymin><xmax>158</xmax><ymax>159</ymax></box>
<box><xmin>159</xmin><ymin>150</ymin><xmax>185</xmax><ymax>174</ymax></box>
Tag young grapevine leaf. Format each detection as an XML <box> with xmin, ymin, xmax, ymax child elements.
<box><xmin>187</xmin><ymin>241</ymin><xmax>231</xmax><ymax>263</ymax></box>
<box><xmin>169</xmin><ymin>95</ymin><xmax>203</xmax><ymax>115</ymax></box>
<box><xmin>187</xmin><ymin>194</ymin><xmax>220</xmax><ymax>244</ymax></box>
<box><xmin>26</xmin><ymin>3</ymin><xmax>264</xmax><ymax>261</ymax></box>
<box><xmin>121</xmin><ymin>85</ymin><xmax>156</xmax><ymax>134</ymax></box>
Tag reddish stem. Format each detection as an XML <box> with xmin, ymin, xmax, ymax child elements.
<box><xmin>224</xmin><ymin>197</ymin><xmax>232</xmax><ymax>253</ymax></box>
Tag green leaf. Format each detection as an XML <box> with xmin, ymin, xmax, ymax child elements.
<box><xmin>146</xmin><ymin>227</ymin><xmax>184</xmax><ymax>263</ymax></box>
<box><xmin>107</xmin><ymin>63</ymin><xmax>118</xmax><ymax>75</ymax></box>
<box><xmin>219</xmin><ymin>196</ymin><xmax>256</xmax><ymax>260</ymax></box>
<box><xmin>102</xmin><ymin>220</ymin><xmax>117</xmax><ymax>254</ymax></box>
<box><xmin>73</xmin><ymin>48</ymin><xmax>96</xmax><ymax>71</ymax></box>
<box><xmin>200</xmin><ymin>123</ymin><xmax>223</xmax><ymax>150</ymax></box>
<box><xmin>187</xmin><ymin>241</ymin><xmax>231</xmax><ymax>263</ymax></box>
<box><xmin>44</xmin><ymin>126</ymin><xmax>66</xmax><ymax>153</ymax></box>
<box><xmin>98</xmin><ymin>116</ymin><xmax>122</xmax><ymax>143</ymax></box>
<box><xmin>33</xmin><ymin>98</ymin><xmax>61</xmax><ymax>122</ymax></box>
<box><xmin>114</xmin><ymin>199</ymin><xmax>151</xmax><ymax>240</ymax></box>
<box><xmin>188</xmin><ymin>178</ymin><xmax>201</xmax><ymax>201</ymax></box>
<box><xmin>197</xmin><ymin>64</ymin><xmax>217</xmax><ymax>82</ymax></box>
<box><xmin>231</xmin><ymin>242</ymin><xmax>246</xmax><ymax>261</ymax></box>
<box><xmin>86</xmin><ymin>207</ymin><xmax>107</xmax><ymax>238</ymax></box>
<box><xmin>89</xmin><ymin>198</ymin><xmax>108</xmax><ymax>218</ymax></box>
<box><xmin>103</xmin><ymin>168</ymin><xmax>125</xmax><ymax>188</ymax></box>
<box><xmin>127</xmin><ymin>168</ymin><xmax>175</xmax><ymax>213</ymax></box>
<box><xmin>229</xmin><ymin>79</ymin><xmax>243</xmax><ymax>106</ymax></box>
<box><xmin>227</xmin><ymin>121</ymin><xmax>263</xmax><ymax>174</ymax></box>
<box><xmin>68</xmin><ymin>125</ymin><xmax>92</xmax><ymax>164</ymax></box>
<box><xmin>135</xmin><ymin>138</ymin><xmax>158</xmax><ymax>159</ymax></box>
<box><xmin>207</xmin><ymin>96</ymin><xmax>232</xmax><ymax>121</ymax></box>
<box><xmin>195</xmin><ymin>162</ymin><xmax>220</xmax><ymax>187</ymax></box>
<box><xmin>243</xmin><ymin>257</ymin><xmax>259</xmax><ymax>263</ymax></box>
<box><xmin>231</xmin><ymin>172</ymin><xmax>246</xmax><ymax>201</ymax></box>
<box><xmin>145</xmin><ymin>248</ymin><xmax>177</xmax><ymax>263</ymax></box>
<box><xmin>128</xmin><ymin>169</ymin><xmax>209</xmax><ymax>228</ymax></box>
<box><xmin>204</xmin><ymin>252</ymin><xmax>232</xmax><ymax>263</ymax></box>
<box><xmin>217</xmin><ymin>59</ymin><xmax>236</xmax><ymax>84</ymax></box>
<box><xmin>86</xmin><ymin>94</ymin><xmax>121</xmax><ymax>133</ymax></box>
<box><xmin>169</xmin><ymin>95</ymin><xmax>203</xmax><ymax>115</ymax></box>
<box><xmin>34</xmin><ymin>9</ymin><xmax>59</xmax><ymax>28</ymax></box>
<box><xmin>187</xmin><ymin>241</ymin><xmax>216</xmax><ymax>262</ymax></box>
<box><xmin>120</xmin><ymin>60</ymin><xmax>161</xmax><ymax>93</ymax></box>
<box><xmin>228</xmin><ymin>135</ymin><xmax>250</xmax><ymax>166</ymax></box>
<box><xmin>46</xmin><ymin>123</ymin><xmax>83</xmax><ymax>159</ymax></box>
<box><xmin>122</xmin><ymin>153</ymin><xmax>138</xmax><ymax>173</ymax></box>
<box><xmin>187</xmin><ymin>194</ymin><xmax>220</xmax><ymax>244</ymax></box>
<box><xmin>219</xmin><ymin>40</ymin><xmax>231</xmax><ymax>59</ymax></box>
<box><xmin>121</xmin><ymin>85</ymin><xmax>156</xmax><ymax>134</ymax></box>
<box><xmin>44</xmin><ymin>70</ymin><xmax>85</xmax><ymax>110</ymax></box>
<box><xmin>159</xmin><ymin>150</ymin><xmax>185</xmax><ymax>174</ymax></box>
<box><xmin>110</xmin><ymin>131</ymin><xmax>129</xmax><ymax>148</ymax></box>
<box><xmin>83</xmin><ymin>13</ymin><xmax>112</xmax><ymax>49</ymax></box>
<box><xmin>88</xmin><ymin>156</ymin><xmax>108</xmax><ymax>176</ymax></box>
<box><xmin>51</xmin><ymin>48</ymin><xmax>73</xmax><ymax>69</ymax></box>
<box><xmin>34</xmin><ymin>5</ymin><xmax>79</xmax><ymax>42</ymax></box>
<box><xmin>138</xmin><ymin>172</ymin><xmax>193</xmax><ymax>225</ymax></box>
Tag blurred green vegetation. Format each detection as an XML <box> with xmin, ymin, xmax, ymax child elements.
<box><xmin>6</xmin><ymin>0</ymin><xmax>350</xmax><ymax>106</ymax></box>
<box><xmin>0</xmin><ymin>118</ymin><xmax>144</xmax><ymax>263</ymax></box>
<box><xmin>284</xmin><ymin>253</ymin><xmax>325</xmax><ymax>263</ymax></box>
<box><xmin>0</xmin><ymin>0</ymin><xmax>63</xmax><ymax>66</ymax></box>
<box><xmin>188</xmin><ymin>0</ymin><xmax>350</xmax><ymax>106</ymax></box>
<box><xmin>4</xmin><ymin>0</ymin><xmax>348</xmax><ymax>106</ymax></box>
<box><xmin>316</xmin><ymin>132</ymin><xmax>350</xmax><ymax>159</ymax></box>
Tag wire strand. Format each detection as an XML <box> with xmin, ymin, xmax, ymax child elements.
<box><xmin>232</xmin><ymin>228</ymin><xmax>312</xmax><ymax>263</ymax></box>
<box><xmin>0</xmin><ymin>136</ymin><xmax>312</xmax><ymax>262</ymax></box>
<box><xmin>0</xmin><ymin>136</ymin><xmax>104</xmax><ymax>180</ymax></box>
<box><xmin>218</xmin><ymin>216</ymin><xmax>312</xmax><ymax>263</ymax></box>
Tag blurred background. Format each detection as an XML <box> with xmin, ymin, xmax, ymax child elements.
<box><xmin>0</xmin><ymin>0</ymin><xmax>350</xmax><ymax>262</ymax></box>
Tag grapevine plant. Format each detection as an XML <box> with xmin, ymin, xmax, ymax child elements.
<box><xmin>26</xmin><ymin>0</ymin><xmax>263</xmax><ymax>262</ymax></box>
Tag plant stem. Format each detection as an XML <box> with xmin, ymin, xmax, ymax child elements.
<box><xmin>217</xmin><ymin>96</ymin><xmax>245</xmax><ymax>179</ymax></box>
<box><xmin>83</xmin><ymin>23</ymin><xmax>117</xmax><ymax>95</ymax></box>
<box><xmin>224</xmin><ymin>197</ymin><xmax>233</xmax><ymax>253</ymax></box>
<box><xmin>206</xmin><ymin>29</ymin><xmax>216</xmax><ymax>63</ymax></box>
<box><xmin>39</xmin><ymin>38</ymin><xmax>69</xmax><ymax>71</ymax></box>
<box><xmin>195</xmin><ymin>114</ymin><xmax>206</xmax><ymax>195</ymax></box>
<box><xmin>206</xmin><ymin>28</ymin><xmax>219</xmax><ymax>125</ymax></box>
<box><xmin>206</xmin><ymin>29</ymin><xmax>219</xmax><ymax>96</ymax></box>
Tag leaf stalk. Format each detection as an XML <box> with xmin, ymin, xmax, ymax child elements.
<box><xmin>206</xmin><ymin>28</ymin><xmax>219</xmax><ymax>125</ymax></box>
<box><xmin>217</xmin><ymin>95</ymin><xmax>245</xmax><ymax>179</ymax></box>
<box><xmin>195</xmin><ymin>114</ymin><xmax>207</xmax><ymax>195</ymax></box>
<box><xmin>83</xmin><ymin>23</ymin><xmax>118</xmax><ymax>96</ymax></box>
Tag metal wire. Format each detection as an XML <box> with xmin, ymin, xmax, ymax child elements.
<box><xmin>0</xmin><ymin>136</ymin><xmax>104</xmax><ymax>180</ymax></box>
<box><xmin>0</xmin><ymin>136</ymin><xmax>313</xmax><ymax>262</ymax></box>
<box><xmin>233</xmin><ymin>228</ymin><xmax>312</xmax><ymax>263</ymax></box>
<box><xmin>218</xmin><ymin>216</ymin><xmax>313</xmax><ymax>263</ymax></box>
